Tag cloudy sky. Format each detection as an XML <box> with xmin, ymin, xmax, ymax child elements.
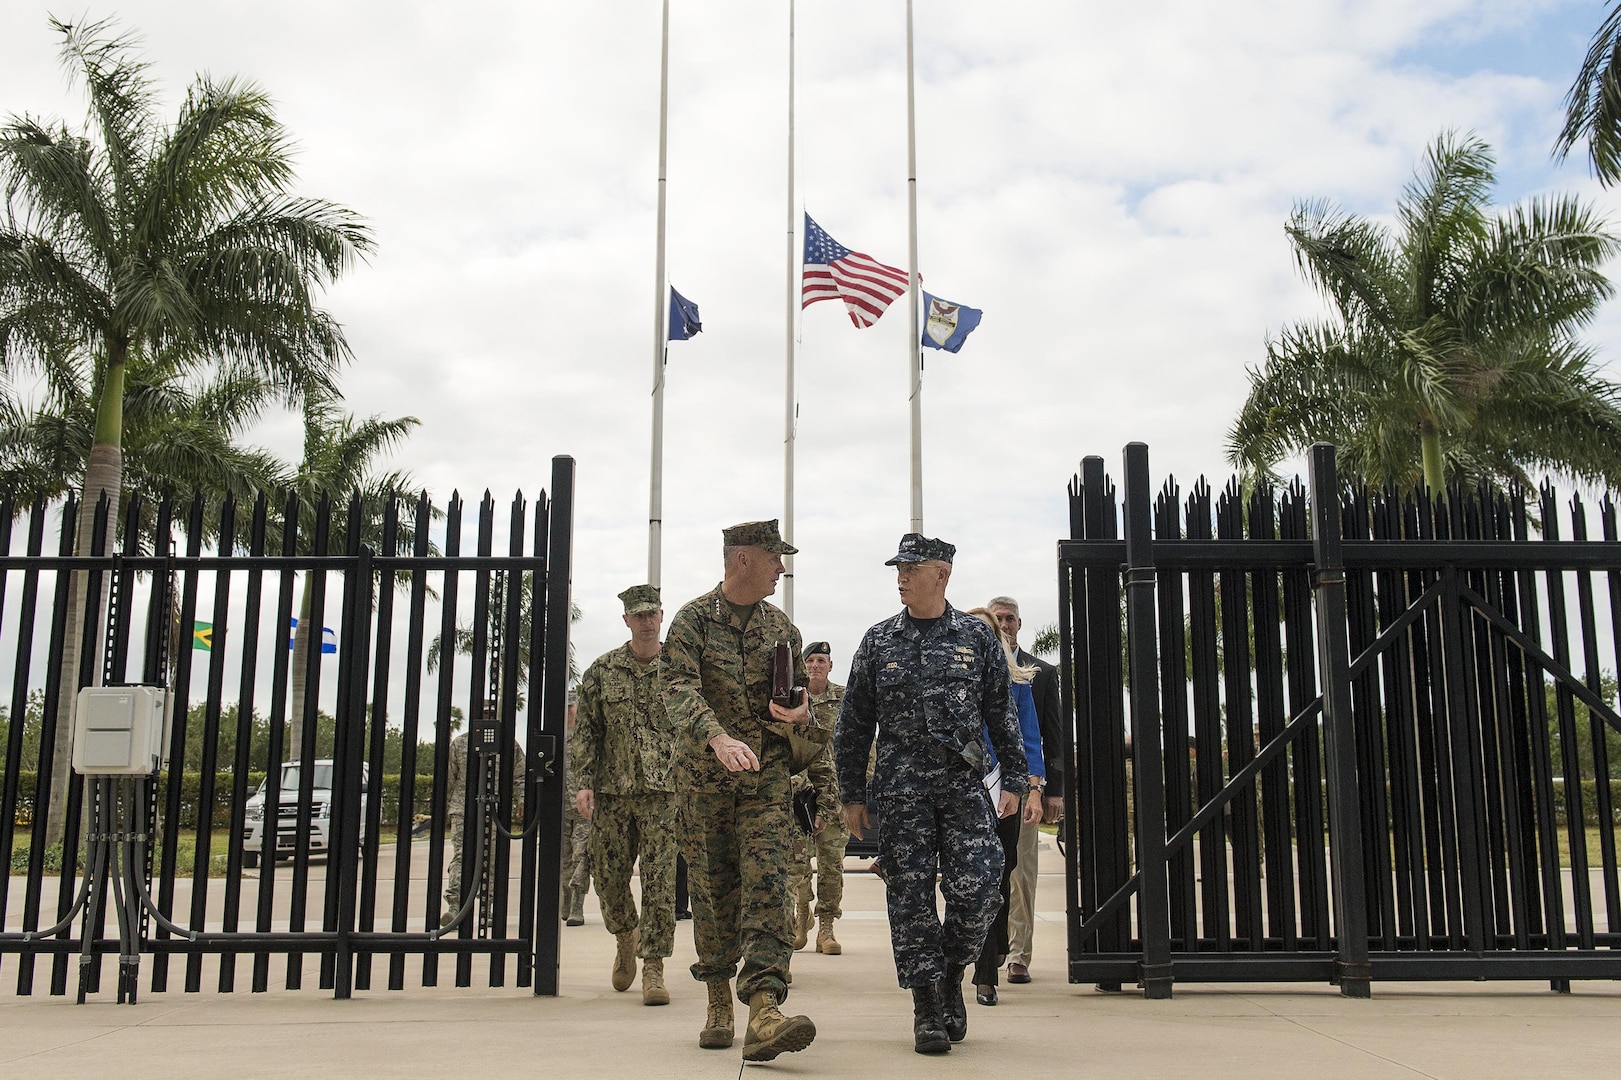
<box><xmin>2</xmin><ymin>0</ymin><xmax>1618</xmax><ymax>687</ymax></box>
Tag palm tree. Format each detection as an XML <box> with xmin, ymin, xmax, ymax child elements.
<box><xmin>0</xmin><ymin>357</ymin><xmax>285</xmax><ymax>523</ymax></box>
<box><xmin>1556</xmin><ymin>3</ymin><xmax>1621</xmax><ymax>185</ymax></box>
<box><xmin>280</xmin><ymin>393</ymin><xmax>422</xmax><ymax>757</ymax></box>
<box><xmin>428</xmin><ymin>577</ymin><xmax>582</xmax><ymax>695</ymax></box>
<box><xmin>1228</xmin><ymin>132</ymin><xmax>1621</xmax><ymax>495</ymax></box>
<box><xmin>0</xmin><ymin>17</ymin><xmax>371</xmax><ymax>842</ymax></box>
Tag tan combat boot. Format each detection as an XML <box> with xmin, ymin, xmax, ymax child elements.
<box><xmin>698</xmin><ymin>979</ymin><xmax>734</xmax><ymax>1049</ymax></box>
<box><xmin>565</xmin><ymin>889</ymin><xmax>585</xmax><ymax>926</ymax></box>
<box><xmin>816</xmin><ymin>915</ymin><xmax>841</xmax><ymax>955</ymax></box>
<box><xmin>641</xmin><ymin>956</ymin><xmax>670</xmax><ymax>1006</ymax></box>
<box><xmin>611</xmin><ymin>930</ymin><xmax>638</xmax><ymax>992</ymax></box>
<box><xmin>741</xmin><ymin>989</ymin><xmax>816</xmax><ymax>1062</ymax></box>
<box><xmin>792</xmin><ymin>894</ymin><xmax>812</xmax><ymax>950</ymax></box>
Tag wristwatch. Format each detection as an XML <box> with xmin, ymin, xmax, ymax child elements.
<box><xmin>1029</xmin><ymin>777</ymin><xmax>1044</xmax><ymax>792</ymax></box>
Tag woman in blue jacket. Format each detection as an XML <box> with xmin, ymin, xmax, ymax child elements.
<box><xmin>967</xmin><ymin>608</ymin><xmax>1045</xmax><ymax>1006</ymax></box>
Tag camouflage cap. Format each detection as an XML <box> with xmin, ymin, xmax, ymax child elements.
<box><xmin>804</xmin><ymin>641</ymin><xmax>831</xmax><ymax>658</ymax></box>
<box><xmin>884</xmin><ymin>532</ymin><xmax>956</xmax><ymax>565</ymax></box>
<box><xmin>617</xmin><ymin>584</ymin><xmax>662</xmax><ymax>614</ymax></box>
<box><xmin>721</xmin><ymin>519</ymin><xmax>798</xmax><ymax>555</ymax></box>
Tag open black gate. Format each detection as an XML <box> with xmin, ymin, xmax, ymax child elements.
<box><xmin>1061</xmin><ymin>443</ymin><xmax>1621</xmax><ymax>996</ymax></box>
<box><xmin>0</xmin><ymin>456</ymin><xmax>574</xmax><ymax>999</ymax></box>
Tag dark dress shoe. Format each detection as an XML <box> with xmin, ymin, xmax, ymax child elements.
<box><xmin>975</xmin><ymin>984</ymin><xmax>998</xmax><ymax>1006</ymax></box>
<box><xmin>1007</xmin><ymin>962</ymin><xmax>1031</xmax><ymax>984</ymax></box>
<box><xmin>674</xmin><ymin>908</ymin><xmax>692</xmax><ymax>921</ymax></box>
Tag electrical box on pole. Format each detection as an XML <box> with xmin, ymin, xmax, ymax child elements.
<box><xmin>71</xmin><ymin>686</ymin><xmax>167</xmax><ymax>776</ymax></box>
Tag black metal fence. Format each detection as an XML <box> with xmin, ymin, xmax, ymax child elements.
<box><xmin>0</xmin><ymin>456</ymin><xmax>574</xmax><ymax>1000</ymax></box>
<box><xmin>1061</xmin><ymin>443</ymin><xmax>1621</xmax><ymax>996</ymax></box>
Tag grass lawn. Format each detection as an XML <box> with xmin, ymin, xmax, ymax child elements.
<box><xmin>10</xmin><ymin>828</ymin><xmax>402</xmax><ymax>876</ymax></box>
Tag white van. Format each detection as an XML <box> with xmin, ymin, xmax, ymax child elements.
<box><xmin>240</xmin><ymin>759</ymin><xmax>366</xmax><ymax>867</ymax></box>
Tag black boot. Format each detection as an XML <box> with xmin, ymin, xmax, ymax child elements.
<box><xmin>911</xmin><ymin>985</ymin><xmax>950</xmax><ymax>1055</ymax></box>
<box><xmin>941</xmin><ymin>964</ymin><xmax>967</xmax><ymax>1042</ymax></box>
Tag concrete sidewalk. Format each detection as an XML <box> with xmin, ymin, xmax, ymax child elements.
<box><xmin>4</xmin><ymin>839</ymin><xmax>1619</xmax><ymax>1079</ymax></box>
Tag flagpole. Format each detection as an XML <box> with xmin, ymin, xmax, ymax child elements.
<box><xmin>648</xmin><ymin>0</ymin><xmax>671</xmax><ymax>588</ymax></box>
<box><xmin>905</xmin><ymin>0</ymin><xmax>923</xmax><ymax>534</ymax></box>
<box><xmin>782</xmin><ymin>0</ymin><xmax>797</xmax><ymax>621</ymax></box>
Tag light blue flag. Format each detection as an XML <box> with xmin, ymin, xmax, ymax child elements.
<box><xmin>920</xmin><ymin>292</ymin><xmax>983</xmax><ymax>353</ymax></box>
<box><xmin>289</xmin><ymin>617</ymin><xmax>338</xmax><ymax>654</ymax></box>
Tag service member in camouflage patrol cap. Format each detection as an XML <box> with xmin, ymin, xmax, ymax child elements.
<box><xmin>834</xmin><ymin>533</ymin><xmax>1029</xmax><ymax>1055</ymax></box>
<box><xmin>664</xmin><ymin>520</ymin><xmax>818</xmax><ymax>1062</ymax></box>
<box><xmin>442</xmin><ymin>706</ymin><xmax>524</xmax><ymax>927</ymax></box>
<box><xmin>574</xmin><ymin>584</ymin><xmax>679</xmax><ymax>1006</ymax></box>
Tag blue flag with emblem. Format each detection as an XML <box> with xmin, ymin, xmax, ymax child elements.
<box><xmin>668</xmin><ymin>286</ymin><xmax>702</xmax><ymax>342</ymax></box>
<box><xmin>920</xmin><ymin>292</ymin><xmax>983</xmax><ymax>353</ymax></box>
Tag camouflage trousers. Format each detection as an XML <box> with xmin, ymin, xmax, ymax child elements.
<box><xmin>786</xmin><ymin>817</ymin><xmax>848</xmax><ymax>919</ymax></box>
<box><xmin>681</xmin><ymin>772</ymin><xmax>795</xmax><ymax>1004</ymax></box>
<box><xmin>562</xmin><ymin>802</ymin><xmax>592</xmax><ymax>898</ymax></box>
<box><xmin>590</xmin><ymin>791</ymin><xmax>678</xmax><ymax>958</ymax></box>
<box><xmin>444</xmin><ymin>812</ymin><xmax>471</xmax><ymax>908</ymax></box>
<box><xmin>873</xmin><ymin>786</ymin><xmax>1004</xmax><ymax>988</ymax></box>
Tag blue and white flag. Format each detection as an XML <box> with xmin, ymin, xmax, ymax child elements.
<box><xmin>289</xmin><ymin>617</ymin><xmax>338</xmax><ymax>654</ymax></box>
<box><xmin>920</xmin><ymin>293</ymin><xmax>983</xmax><ymax>353</ymax></box>
<box><xmin>669</xmin><ymin>286</ymin><xmax>702</xmax><ymax>341</ymax></box>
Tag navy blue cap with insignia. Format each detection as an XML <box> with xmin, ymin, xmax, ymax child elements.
<box><xmin>884</xmin><ymin>533</ymin><xmax>956</xmax><ymax>565</ymax></box>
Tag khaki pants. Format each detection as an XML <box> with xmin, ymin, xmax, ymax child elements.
<box><xmin>1005</xmin><ymin>813</ymin><xmax>1040</xmax><ymax>967</ymax></box>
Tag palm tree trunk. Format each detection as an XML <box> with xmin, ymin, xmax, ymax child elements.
<box><xmin>44</xmin><ymin>441</ymin><xmax>122</xmax><ymax>847</ymax></box>
<box><xmin>287</xmin><ymin>575</ymin><xmax>313</xmax><ymax>760</ymax></box>
<box><xmin>1419</xmin><ymin>421</ymin><xmax>1446</xmax><ymax>495</ymax></box>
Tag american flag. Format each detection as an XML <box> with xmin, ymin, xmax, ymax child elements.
<box><xmin>802</xmin><ymin>213</ymin><xmax>911</xmax><ymax>328</ymax></box>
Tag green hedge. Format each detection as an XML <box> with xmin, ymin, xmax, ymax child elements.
<box><xmin>1551</xmin><ymin>778</ymin><xmax>1621</xmax><ymax>827</ymax></box>
<box><xmin>3</xmin><ymin>770</ymin><xmax>438</xmax><ymax>830</ymax></box>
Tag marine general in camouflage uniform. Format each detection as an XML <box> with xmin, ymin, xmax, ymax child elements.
<box><xmin>664</xmin><ymin>519</ymin><xmax>818</xmax><ymax>1062</ymax></box>
<box><xmin>834</xmin><ymin>533</ymin><xmax>1028</xmax><ymax>1055</ymax></box>
<box><xmin>574</xmin><ymin>585</ymin><xmax>678</xmax><ymax>1006</ymax></box>
<box><xmin>561</xmin><ymin>688</ymin><xmax>592</xmax><ymax>926</ymax></box>
<box><xmin>786</xmin><ymin>641</ymin><xmax>847</xmax><ymax>955</ymax></box>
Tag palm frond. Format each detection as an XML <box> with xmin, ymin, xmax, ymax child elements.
<box><xmin>1555</xmin><ymin>2</ymin><xmax>1621</xmax><ymax>183</ymax></box>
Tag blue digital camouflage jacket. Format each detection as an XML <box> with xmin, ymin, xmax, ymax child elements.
<box><xmin>834</xmin><ymin>602</ymin><xmax>1029</xmax><ymax>804</ymax></box>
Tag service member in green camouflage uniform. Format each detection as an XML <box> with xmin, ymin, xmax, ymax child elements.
<box><xmin>574</xmin><ymin>585</ymin><xmax>679</xmax><ymax>1006</ymax></box>
<box><xmin>665</xmin><ymin>520</ymin><xmax>818</xmax><ymax>1062</ymax></box>
<box><xmin>786</xmin><ymin>641</ymin><xmax>847</xmax><ymax>955</ymax></box>
<box><xmin>442</xmin><ymin>715</ymin><xmax>524</xmax><ymax>927</ymax></box>
<box><xmin>561</xmin><ymin>688</ymin><xmax>593</xmax><ymax>926</ymax></box>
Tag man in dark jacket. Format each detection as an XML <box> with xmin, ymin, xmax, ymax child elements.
<box><xmin>988</xmin><ymin>595</ymin><xmax>1063</xmax><ymax>984</ymax></box>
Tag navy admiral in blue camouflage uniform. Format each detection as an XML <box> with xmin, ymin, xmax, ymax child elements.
<box><xmin>834</xmin><ymin>533</ymin><xmax>1028</xmax><ymax>1055</ymax></box>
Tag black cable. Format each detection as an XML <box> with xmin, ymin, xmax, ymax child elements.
<box><xmin>79</xmin><ymin>777</ymin><xmax>123</xmax><ymax>1004</ymax></box>
<box><xmin>430</xmin><ymin>764</ymin><xmax>489</xmax><ymax>939</ymax></box>
<box><xmin>107</xmin><ymin>780</ymin><xmax>137</xmax><ymax>1004</ymax></box>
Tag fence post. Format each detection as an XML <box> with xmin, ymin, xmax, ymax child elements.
<box><xmin>332</xmin><ymin>544</ymin><xmax>374</xmax><ymax>1000</ymax></box>
<box><xmin>1122</xmin><ymin>442</ymin><xmax>1172</xmax><ymax>998</ymax></box>
<box><xmin>532</xmin><ymin>455</ymin><xmax>575</xmax><ymax>996</ymax></box>
<box><xmin>1307</xmin><ymin>443</ymin><xmax>1371</xmax><ymax>998</ymax></box>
